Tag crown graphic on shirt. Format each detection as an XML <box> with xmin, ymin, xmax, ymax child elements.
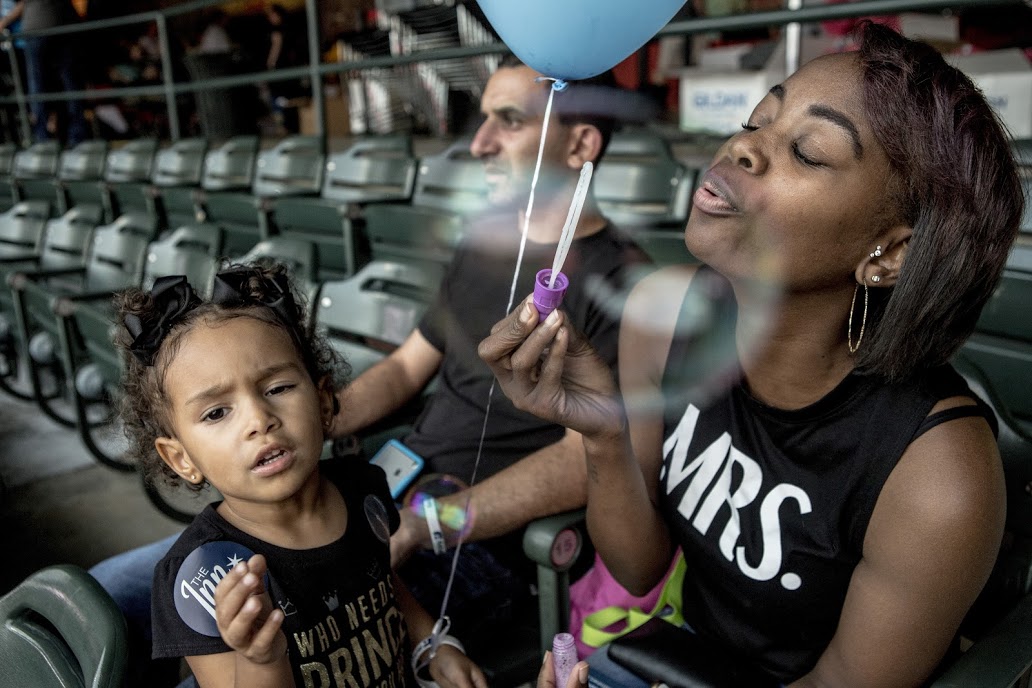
<box><xmin>278</xmin><ymin>599</ymin><xmax>297</xmax><ymax>616</ymax></box>
<box><xmin>323</xmin><ymin>591</ymin><xmax>339</xmax><ymax>611</ymax></box>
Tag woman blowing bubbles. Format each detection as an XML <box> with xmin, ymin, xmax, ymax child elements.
<box><xmin>480</xmin><ymin>23</ymin><xmax>1024</xmax><ymax>687</ymax></box>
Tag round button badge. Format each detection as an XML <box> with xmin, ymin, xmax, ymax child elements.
<box><xmin>174</xmin><ymin>541</ymin><xmax>258</xmax><ymax>636</ymax></box>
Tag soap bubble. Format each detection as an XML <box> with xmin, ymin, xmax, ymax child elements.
<box><xmin>404</xmin><ymin>473</ymin><xmax>474</xmax><ymax>540</ymax></box>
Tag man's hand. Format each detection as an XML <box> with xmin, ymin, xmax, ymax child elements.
<box><xmin>214</xmin><ymin>555</ymin><xmax>287</xmax><ymax>665</ymax></box>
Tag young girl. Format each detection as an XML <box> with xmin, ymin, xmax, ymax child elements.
<box><xmin>116</xmin><ymin>263</ymin><xmax>486</xmax><ymax>688</ymax></box>
<box><xmin>480</xmin><ymin>23</ymin><xmax>1024</xmax><ymax>687</ymax></box>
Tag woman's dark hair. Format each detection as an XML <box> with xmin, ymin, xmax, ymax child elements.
<box><xmin>115</xmin><ymin>262</ymin><xmax>348</xmax><ymax>492</ymax></box>
<box><xmin>853</xmin><ymin>22</ymin><xmax>1024</xmax><ymax>381</ymax></box>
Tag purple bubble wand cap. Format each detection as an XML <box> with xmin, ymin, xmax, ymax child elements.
<box><xmin>534</xmin><ymin>269</ymin><xmax>569</xmax><ymax>322</ymax></box>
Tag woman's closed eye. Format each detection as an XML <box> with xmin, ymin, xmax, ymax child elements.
<box><xmin>792</xmin><ymin>143</ymin><xmax>824</xmax><ymax>167</ymax></box>
<box><xmin>741</xmin><ymin>121</ymin><xmax>826</xmax><ymax>168</ymax></box>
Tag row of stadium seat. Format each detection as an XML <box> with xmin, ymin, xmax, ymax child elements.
<box><xmin>1</xmin><ymin>132</ymin><xmax>1030</xmax><ymax>466</ymax></box>
<box><xmin>0</xmin><ymin>130</ymin><xmax>705</xmax><ymax>687</ymax></box>
<box><xmin>0</xmin><ymin>132</ymin><xmax>1029</xmax><ymax>686</ymax></box>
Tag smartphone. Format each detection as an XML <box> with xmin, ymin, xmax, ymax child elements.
<box><xmin>369</xmin><ymin>439</ymin><xmax>425</xmax><ymax>499</ymax></box>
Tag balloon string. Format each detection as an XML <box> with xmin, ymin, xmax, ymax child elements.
<box><xmin>434</xmin><ymin>80</ymin><xmax>561</xmax><ymax>628</ymax></box>
<box><xmin>505</xmin><ymin>79</ymin><xmax>559</xmax><ymax>313</ymax></box>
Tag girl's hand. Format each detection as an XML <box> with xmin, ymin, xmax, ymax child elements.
<box><xmin>478</xmin><ymin>296</ymin><xmax>625</xmax><ymax>440</ymax></box>
<box><xmin>428</xmin><ymin>645</ymin><xmax>488</xmax><ymax>688</ymax></box>
<box><xmin>214</xmin><ymin>554</ymin><xmax>287</xmax><ymax>665</ymax></box>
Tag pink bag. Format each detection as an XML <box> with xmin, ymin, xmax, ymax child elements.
<box><xmin>568</xmin><ymin>551</ymin><xmax>683</xmax><ymax>657</ymax></box>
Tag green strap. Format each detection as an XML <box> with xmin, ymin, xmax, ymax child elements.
<box><xmin>580</xmin><ymin>553</ymin><xmax>687</xmax><ymax>648</ymax></box>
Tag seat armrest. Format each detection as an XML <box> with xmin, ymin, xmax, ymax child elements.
<box><xmin>930</xmin><ymin>592</ymin><xmax>1032</xmax><ymax>687</ymax></box>
<box><xmin>7</xmin><ymin>266</ymin><xmax>85</xmax><ymax>289</ymax></box>
<box><xmin>51</xmin><ymin>291</ymin><xmax>115</xmax><ymax>316</ymax></box>
<box><xmin>523</xmin><ymin>509</ymin><xmax>587</xmax><ymax>571</ymax></box>
<box><xmin>0</xmin><ymin>256</ymin><xmax>40</xmax><ymax>267</ymax></box>
<box><xmin>524</xmin><ymin>509</ymin><xmax>587</xmax><ymax>653</ymax></box>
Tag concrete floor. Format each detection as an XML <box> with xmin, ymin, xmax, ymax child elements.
<box><xmin>0</xmin><ymin>390</ymin><xmax>184</xmax><ymax>596</ymax></box>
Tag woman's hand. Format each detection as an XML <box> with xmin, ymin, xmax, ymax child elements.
<box><xmin>478</xmin><ymin>296</ymin><xmax>626</xmax><ymax>440</ymax></box>
<box><xmin>538</xmin><ymin>650</ymin><xmax>589</xmax><ymax>688</ymax></box>
<box><xmin>428</xmin><ymin>645</ymin><xmax>489</xmax><ymax>688</ymax></box>
<box><xmin>214</xmin><ymin>554</ymin><xmax>287</xmax><ymax>664</ymax></box>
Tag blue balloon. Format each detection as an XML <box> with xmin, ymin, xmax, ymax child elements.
<box><xmin>477</xmin><ymin>0</ymin><xmax>686</xmax><ymax>81</ymax></box>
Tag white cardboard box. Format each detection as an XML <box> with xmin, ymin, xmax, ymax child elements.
<box><xmin>949</xmin><ymin>49</ymin><xmax>1032</xmax><ymax>139</ymax></box>
<box><xmin>680</xmin><ymin>42</ymin><xmax>786</xmax><ymax>136</ymax></box>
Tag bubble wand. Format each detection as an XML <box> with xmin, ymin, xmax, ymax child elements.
<box><xmin>533</xmin><ymin>160</ymin><xmax>593</xmax><ymax>321</ymax></box>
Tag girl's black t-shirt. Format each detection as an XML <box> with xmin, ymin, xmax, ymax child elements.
<box><xmin>151</xmin><ymin>460</ymin><xmax>411</xmax><ymax>687</ymax></box>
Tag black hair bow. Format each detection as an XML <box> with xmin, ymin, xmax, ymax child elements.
<box><xmin>124</xmin><ymin>267</ymin><xmax>300</xmax><ymax>368</ymax></box>
<box><xmin>211</xmin><ymin>266</ymin><xmax>300</xmax><ymax>328</ymax></box>
<box><xmin>125</xmin><ymin>275</ymin><xmax>201</xmax><ymax>366</ymax></box>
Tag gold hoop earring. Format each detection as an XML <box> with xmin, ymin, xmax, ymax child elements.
<box><xmin>848</xmin><ymin>278</ymin><xmax>868</xmax><ymax>354</ymax></box>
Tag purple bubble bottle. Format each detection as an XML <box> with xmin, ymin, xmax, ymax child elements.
<box><xmin>553</xmin><ymin>632</ymin><xmax>578</xmax><ymax>688</ymax></box>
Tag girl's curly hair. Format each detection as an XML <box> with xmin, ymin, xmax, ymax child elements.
<box><xmin>114</xmin><ymin>261</ymin><xmax>349</xmax><ymax>493</ymax></box>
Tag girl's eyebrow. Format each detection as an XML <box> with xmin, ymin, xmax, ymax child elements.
<box><xmin>184</xmin><ymin>362</ymin><xmax>299</xmax><ymax>407</ymax></box>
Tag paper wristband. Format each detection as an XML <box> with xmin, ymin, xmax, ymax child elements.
<box><xmin>423</xmin><ymin>497</ymin><xmax>447</xmax><ymax>555</ymax></box>
<box><xmin>412</xmin><ymin>633</ymin><xmax>466</xmax><ymax>688</ymax></box>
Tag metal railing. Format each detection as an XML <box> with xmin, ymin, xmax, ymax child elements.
<box><xmin>0</xmin><ymin>0</ymin><xmax>1022</xmax><ymax>145</ymax></box>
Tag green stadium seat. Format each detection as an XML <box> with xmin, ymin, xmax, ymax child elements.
<box><xmin>53</xmin><ymin>224</ymin><xmax>225</xmax><ymax>470</ymax></box>
<box><xmin>0</xmin><ymin>142</ymin><xmax>18</xmax><ymax>212</ymax></box>
<box><xmin>201</xmin><ymin>136</ymin><xmax>323</xmax><ymax>258</ymax></box>
<box><xmin>962</xmin><ymin>238</ymin><xmax>1032</xmax><ymax>434</ymax></box>
<box><xmin>362</xmin><ymin>138</ymin><xmax>486</xmax><ymax>271</ymax></box>
<box><xmin>1011</xmin><ymin>139</ymin><xmax>1032</xmax><ymax>170</ymax></box>
<box><xmin>6</xmin><ymin>211</ymin><xmax>159</xmax><ymax>425</ymax></box>
<box><xmin>0</xmin><ymin>564</ymin><xmax>127</xmax><ymax>688</ymax></box>
<box><xmin>55</xmin><ymin>139</ymin><xmax>156</xmax><ymax>227</ymax></box>
<box><xmin>589</xmin><ymin>130</ymin><xmax>699</xmax><ymax>267</ymax></box>
<box><xmin>238</xmin><ymin>235</ymin><xmax>321</xmax><ymax>312</ymax></box>
<box><xmin>149</xmin><ymin>138</ymin><xmax>209</xmax><ymax>232</ymax></box>
<box><xmin>0</xmin><ymin>203</ymin><xmax>102</xmax><ymax>400</ymax></box>
<box><xmin>54</xmin><ymin>141</ymin><xmax>109</xmax><ymax>215</ymax></box>
<box><xmin>269</xmin><ymin>135</ymin><xmax>418</xmax><ymax>282</ymax></box>
<box><xmin>12</xmin><ymin>141</ymin><xmax>61</xmax><ymax>208</ymax></box>
<box><xmin>0</xmin><ymin>201</ymin><xmax>51</xmax><ymax>262</ymax></box>
<box><xmin>200</xmin><ymin>136</ymin><xmax>260</xmax><ymax>192</ymax></box>
<box><xmin>314</xmin><ymin>259</ymin><xmax>442</xmax><ymax>377</ymax></box>
<box><xmin>196</xmin><ymin>136</ymin><xmax>260</xmax><ymax>255</ymax></box>
<box><xmin>320</xmin><ymin>135</ymin><xmax>417</xmax><ymax>206</ymax></box>
<box><xmin>104</xmin><ymin>138</ymin><xmax>159</xmax><ymax>223</ymax></box>
<box><xmin>931</xmin><ymin>353</ymin><xmax>1032</xmax><ymax>687</ymax></box>
<box><xmin>594</xmin><ymin>129</ymin><xmax>695</xmax><ymax>229</ymax></box>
